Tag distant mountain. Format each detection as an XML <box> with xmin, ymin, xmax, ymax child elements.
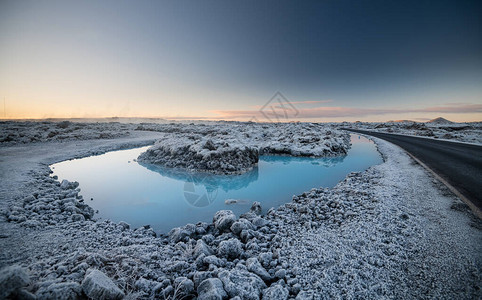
<box><xmin>427</xmin><ymin>117</ymin><xmax>454</xmax><ymax>124</ymax></box>
<box><xmin>387</xmin><ymin>120</ymin><xmax>416</xmax><ymax>123</ymax></box>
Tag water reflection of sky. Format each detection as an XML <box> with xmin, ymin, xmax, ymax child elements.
<box><xmin>51</xmin><ymin>134</ymin><xmax>382</xmax><ymax>232</ymax></box>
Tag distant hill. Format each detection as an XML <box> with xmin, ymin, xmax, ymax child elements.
<box><xmin>387</xmin><ymin>120</ymin><xmax>416</xmax><ymax>123</ymax></box>
<box><xmin>427</xmin><ymin>117</ymin><xmax>454</xmax><ymax>124</ymax></box>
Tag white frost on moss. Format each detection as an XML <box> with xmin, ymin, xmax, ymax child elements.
<box><xmin>138</xmin><ymin>122</ymin><xmax>350</xmax><ymax>174</ymax></box>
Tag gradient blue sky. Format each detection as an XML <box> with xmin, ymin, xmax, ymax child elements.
<box><xmin>0</xmin><ymin>0</ymin><xmax>481</xmax><ymax>121</ymax></box>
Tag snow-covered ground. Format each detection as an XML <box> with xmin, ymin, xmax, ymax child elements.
<box><xmin>0</xmin><ymin>121</ymin><xmax>480</xmax><ymax>299</ymax></box>
<box><xmin>0</xmin><ymin>121</ymin><xmax>135</xmax><ymax>145</ymax></box>
<box><xmin>138</xmin><ymin>123</ymin><xmax>349</xmax><ymax>174</ymax></box>
<box><xmin>343</xmin><ymin>118</ymin><xmax>482</xmax><ymax>145</ymax></box>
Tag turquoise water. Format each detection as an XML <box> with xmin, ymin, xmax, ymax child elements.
<box><xmin>50</xmin><ymin>134</ymin><xmax>382</xmax><ymax>232</ymax></box>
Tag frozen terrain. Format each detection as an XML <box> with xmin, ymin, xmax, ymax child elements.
<box><xmin>0</xmin><ymin>120</ymin><xmax>480</xmax><ymax>299</ymax></box>
<box><xmin>138</xmin><ymin>123</ymin><xmax>350</xmax><ymax>174</ymax></box>
<box><xmin>0</xmin><ymin>121</ymin><xmax>134</xmax><ymax>145</ymax></box>
<box><xmin>343</xmin><ymin>117</ymin><xmax>482</xmax><ymax>145</ymax></box>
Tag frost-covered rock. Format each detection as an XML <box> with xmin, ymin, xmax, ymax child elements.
<box><xmin>138</xmin><ymin>136</ymin><xmax>259</xmax><ymax>175</ymax></box>
<box><xmin>173</xmin><ymin>277</ymin><xmax>194</xmax><ymax>296</ymax></box>
<box><xmin>246</xmin><ymin>257</ymin><xmax>271</xmax><ymax>282</ymax></box>
<box><xmin>250</xmin><ymin>201</ymin><xmax>262</xmax><ymax>215</ymax></box>
<box><xmin>225</xmin><ymin>199</ymin><xmax>239</xmax><ymax>205</ymax></box>
<box><xmin>230</xmin><ymin>218</ymin><xmax>254</xmax><ymax>235</ymax></box>
<box><xmin>218</xmin><ymin>268</ymin><xmax>267</xmax><ymax>300</ymax></box>
<box><xmin>197</xmin><ymin>278</ymin><xmax>227</xmax><ymax>300</ymax></box>
<box><xmin>262</xmin><ymin>284</ymin><xmax>289</xmax><ymax>300</ymax></box>
<box><xmin>118</xmin><ymin>221</ymin><xmax>130</xmax><ymax>230</ymax></box>
<box><xmin>274</xmin><ymin>269</ymin><xmax>286</xmax><ymax>279</ymax></box>
<box><xmin>203</xmin><ymin>255</ymin><xmax>225</xmax><ymax>267</ymax></box>
<box><xmin>71</xmin><ymin>214</ymin><xmax>85</xmax><ymax>222</ymax></box>
<box><xmin>137</xmin><ymin>122</ymin><xmax>351</xmax><ymax>174</ymax></box>
<box><xmin>258</xmin><ymin>252</ymin><xmax>274</xmax><ymax>269</ymax></box>
<box><xmin>36</xmin><ymin>282</ymin><xmax>82</xmax><ymax>300</ymax></box>
<box><xmin>295</xmin><ymin>290</ymin><xmax>314</xmax><ymax>299</ymax></box>
<box><xmin>217</xmin><ymin>238</ymin><xmax>243</xmax><ymax>259</ymax></box>
<box><xmin>60</xmin><ymin>180</ymin><xmax>79</xmax><ymax>190</ymax></box>
<box><xmin>169</xmin><ymin>227</ymin><xmax>190</xmax><ymax>243</ymax></box>
<box><xmin>135</xmin><ymin>278</ymin><xmax>158</xmax><ymax>293</ymax></box>
<box><xmin>7</xmin><ymin>177</ymin><xmax>94</xmax><ymax>227</ymax></box>
<box><xmin>194</xmin><ymin>239</ymin><xmax>214</xmax><ymax>258</ymax></box>
<box><xmin>0</xmin><ymin>265</ymin><xmax>30</xmax><ymax>299</ymax></box>
<box><xmin>166</xmin><ymin>261</ymin><xmax>190</xmax><ymax>273</ymax></box>
<box><xmin>213</xmin><ymin>210</ymin><xmax>236</xmax><ymax>232</ymax></box>
<box><xmin>81</xmin><ymin>269</ymin><xmax>124</xmax><ymax>300</ymax></box>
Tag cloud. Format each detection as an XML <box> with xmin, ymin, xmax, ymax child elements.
<box><xmin>211</xmin><ymin>103</ymin><xmax>482</xmax><ymax>119</ymax></box>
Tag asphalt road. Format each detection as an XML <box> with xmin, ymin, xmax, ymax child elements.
<box><xmin>344</xmin><ymin>129</ymin><xmax>482</xmax><ymax>211</ymax></box>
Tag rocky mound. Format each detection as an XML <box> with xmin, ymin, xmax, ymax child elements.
<box><xmin>138</xmin><ymin>123</ymin><xmax>351</xmax><ymax>174</ymax></box>
<box><xmin>138</xmin><ymin>137</ymin><xmax>260</xmax><ymax>175</ymax></box>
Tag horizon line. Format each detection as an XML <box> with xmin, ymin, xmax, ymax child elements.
<box><xmin>1</xmin><ymin>116</ymin><xmax>481</xmax><ymax>124</ymax></box>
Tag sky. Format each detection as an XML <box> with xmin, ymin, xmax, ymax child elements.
<box><xmin>0</xmin><ymin>0</ymin><xmax>481</xmax><ymax>122</ymax></box>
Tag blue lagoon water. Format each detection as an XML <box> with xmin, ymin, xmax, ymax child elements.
<box><xmin>51</xmin><ymin>134</ymin><xmax>382</xmax><ymax>232</ymax></box>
